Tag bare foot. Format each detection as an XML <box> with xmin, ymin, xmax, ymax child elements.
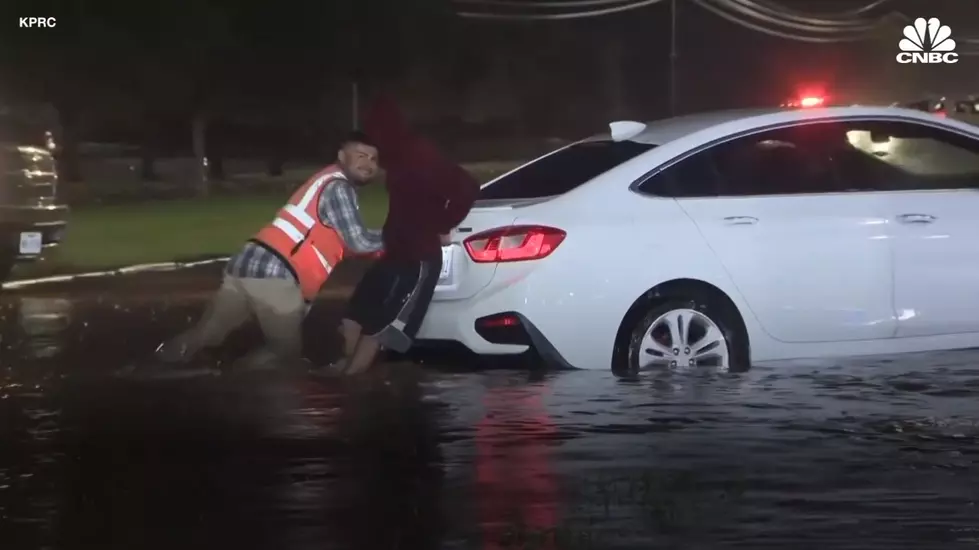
<box><xmin>310</xmin><ymin>359</ymin><xmax>349</xmax><ymax>378</ymax></box>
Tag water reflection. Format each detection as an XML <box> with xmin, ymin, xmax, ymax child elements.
<box><xmin>2</xmin><ymin>286</ymin><xmax>979</xmax><ymax>548</ymax></box>
<box><xmin>1</xmin><ymin>356</ymin><xmax>978</xmax><ymax>548</ymax></box>
<box><xmin>44</xmin><ymin>370</ymin><xmax>447</xmax><ymax>550</ymax></box>
<box><xmin>0</xmin><ymin>298</ymin><xmax>69</xmax><ymax>549</ymax></box>
<box><xmin>0</xmin><ymin>297</ymin><xmax>74</xmax><ymax>363</ymax></box>
<box><xmin>329</xmin><ymin>371</ymin><xmax>446</xmax><ymax>549</ymax></box>
<box><xmin>16</xmin><ymin>297</ymin><xmax>73</xmax><ymax>359</ymax></box>
<box><xmin>475</xmin><ymin>380</ymin><xmax>558</xmax><ymax>550</ymax></box>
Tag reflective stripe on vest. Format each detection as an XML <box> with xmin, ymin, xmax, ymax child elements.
<box><xmin>266</xmin><ymin>170</ymin><xmax>343</xmax><ymax>271</ymax></box>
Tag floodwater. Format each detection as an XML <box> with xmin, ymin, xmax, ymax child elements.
<box><xmin>2</xmin><ymin>269</ymin><xmax>979</xmax><ymax>549</ymax></box>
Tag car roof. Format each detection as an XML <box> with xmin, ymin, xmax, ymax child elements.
<box><xmin>585</xmin><ymin>106</ymin><xmax>963</xmax><ymax>146</ymax></box>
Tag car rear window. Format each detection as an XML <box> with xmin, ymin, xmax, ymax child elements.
<box><xmin>478</xmin><ymin>140</ymin><xmax>655</xmax><ymax>200</ymax></box>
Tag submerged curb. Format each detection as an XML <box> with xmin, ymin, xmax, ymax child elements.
<box><xmin>1</xmin><ymin>257</ymin><xmax>232</xmax><ymax>290</ymax></box>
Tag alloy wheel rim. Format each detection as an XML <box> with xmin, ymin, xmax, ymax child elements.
<box><xmin>638</xmin><ymin>308</ymin><xmax>730</xmax><ymax>372</ymax></box>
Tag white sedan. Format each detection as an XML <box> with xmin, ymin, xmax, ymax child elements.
<box><xmin>415</xmin><ymin>106</ymin><xmax>979</xmax><ymax>374</ymax></box>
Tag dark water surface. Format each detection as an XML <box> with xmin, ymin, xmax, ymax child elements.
<box><xmin>2</xmin><ymin>290</ymin><xmax>979</xmax><ymax>549</ymax></box>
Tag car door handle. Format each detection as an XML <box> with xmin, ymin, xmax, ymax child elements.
<box><xmin>723</xmin><ymin>216</ymin><xmax>758</xmax><ymax>225</ymax></box>
<box><xmin>897</xmin><ymin>213</ymin><xmax>936</xmax><ymax>224</ymax></box>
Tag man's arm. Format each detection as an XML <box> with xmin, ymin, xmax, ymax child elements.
<box><xmin>318</xmin><ymin>180</ymin><xmax>384</xmax><ymax>254</ymax></box>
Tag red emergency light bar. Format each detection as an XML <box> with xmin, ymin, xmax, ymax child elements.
<box><xmin>781</xmin><ymin>95</ymin><xmax>827</xmax><ymax>109</ymax></box>
<box><xmin>799</xmin><ymin>96</ymin><xmax>824</xmax><ymax>108</ymax></box>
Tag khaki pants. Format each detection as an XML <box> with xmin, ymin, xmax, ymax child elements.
<box><xmin>162</xmin><ymin>275</ymin><xmax>307</xmax><ymax>368</ymax></box>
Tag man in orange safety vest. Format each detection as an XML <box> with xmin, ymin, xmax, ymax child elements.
<box><xmin>153</xmin><ymin>131</ymin><xmax>385</xmax><ymax>372</ymax></box>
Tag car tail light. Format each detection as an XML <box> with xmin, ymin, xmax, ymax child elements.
<box><xmin>475</xmin><ymin>312</ymin><xmax>529</xmax><ymax>345</ymax></box>
<box><xmin>464</xmin><ymin>225</ymin><xmax>566</xmax><ymax>263</ymax></box>
<box><xmin>478</xmin><ymin>313</ymin><xmax>520</xmax><ymax>328</ymax></box>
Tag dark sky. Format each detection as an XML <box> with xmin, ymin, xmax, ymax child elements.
<box><xmin>0</xmin><ymin>0</ymin><xmax>976</xmax><ymax>147</ymax></box>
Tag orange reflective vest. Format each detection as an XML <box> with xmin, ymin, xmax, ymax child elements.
<box><xmin>252</xmin><ymin>165</ymin><xmax>348</xmax><ymax>301</ymax></box>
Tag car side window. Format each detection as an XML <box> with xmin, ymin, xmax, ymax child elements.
<box><xmin>637</xmin><ymin>153</ymin><xmax>721</xmax><ymax>198</ymax></box>
<box><xmin>638</xmin><ymin>124</ymin><xmax>846</xmax><ymax>198</ymax></box>
<box><xmin>709</xmin><ymin>124</ymin><xmax>844</xmax><ymax>196</ymax></box>
<box><xmin>835</xmin><ymin>120</ymin><xmax>979</xmax><ymax>191</ymax></box>
<box><xmin>636</xmin><ymin>119</ymin><xmax>979</xmax><ymax>198</ymax></box>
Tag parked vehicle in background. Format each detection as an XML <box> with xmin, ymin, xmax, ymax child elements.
<box><xmin>897</xmin><ymin>96</ymin><xmax>979</xmax><ymax>125</ymax></box>
<box><xmin>0</xmin><ymin>105</ymin><xmax>69</xmax><ymax>282</ymax></box>
<box><xmin>414</xmin><ymin>105</ymin><xmax>979</xmax><ymax>375</ymax></box>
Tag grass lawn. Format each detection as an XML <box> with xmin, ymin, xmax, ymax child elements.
<box><xmin>55</xmin><ymin>185</ymin><xmax>389</xmax><ymax>269</ymax></box>
<box><xmin>17</xmin><ymin>162</ymin><xmax>518</xmax><ymax>278</ymax></box>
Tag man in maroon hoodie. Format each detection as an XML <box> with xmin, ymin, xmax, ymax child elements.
<box><xmin>335</xmin><ymin>95</ymin><xmax>479</xmax><ymax>375</ymax></box>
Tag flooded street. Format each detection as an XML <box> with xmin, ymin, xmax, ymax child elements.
<box><xmin>2</xmin><ymin>268</ymin><xmax>979</xmax><ymax>549</ymax></box>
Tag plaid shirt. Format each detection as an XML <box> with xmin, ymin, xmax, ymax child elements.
<box><xmin>225</xmin><ymin>177</ymin><xmax>383</xmax><ymax>281</ymax></box>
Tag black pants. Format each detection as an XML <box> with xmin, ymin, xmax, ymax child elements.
<box><xmin>345</xmin><ymin>257</ymin><xmax>442</xmax><ymax>353</ymax></box>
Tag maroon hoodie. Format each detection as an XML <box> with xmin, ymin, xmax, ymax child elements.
<box><xmin>363</xmin><ymin>96</ymin><xmax>479</xmax><ymax>262</ymax></box>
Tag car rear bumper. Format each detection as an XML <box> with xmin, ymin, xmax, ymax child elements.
<box><xmin>415</xmin><ymin>299</ymin><xmax>575</xmax><ymax>369</ymax></box>
<box><xmin>0</xmin><ymin>204</ymin><xmax>69</xmax><ymax>260</ymax></box>
<box><xmin>416</xmin><ymin>297</ymin><xmax>529</xmax><ymax>354</ymax></box>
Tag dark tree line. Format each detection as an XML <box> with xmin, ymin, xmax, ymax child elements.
<box><xmin>0</xmin><ymin>0</ymin><xmax>667</xmax><ymax>194</ymax></box>
<box><xmin>0</xmin><ymin>0</ymin><xmax>463</xmax><ymax>193</ymax></box>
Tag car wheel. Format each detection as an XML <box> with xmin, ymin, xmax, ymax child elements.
<box><xmin>622</xmin><ymin>294</ymin><xmax>749</xmax><ymax>375</ymax></box>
